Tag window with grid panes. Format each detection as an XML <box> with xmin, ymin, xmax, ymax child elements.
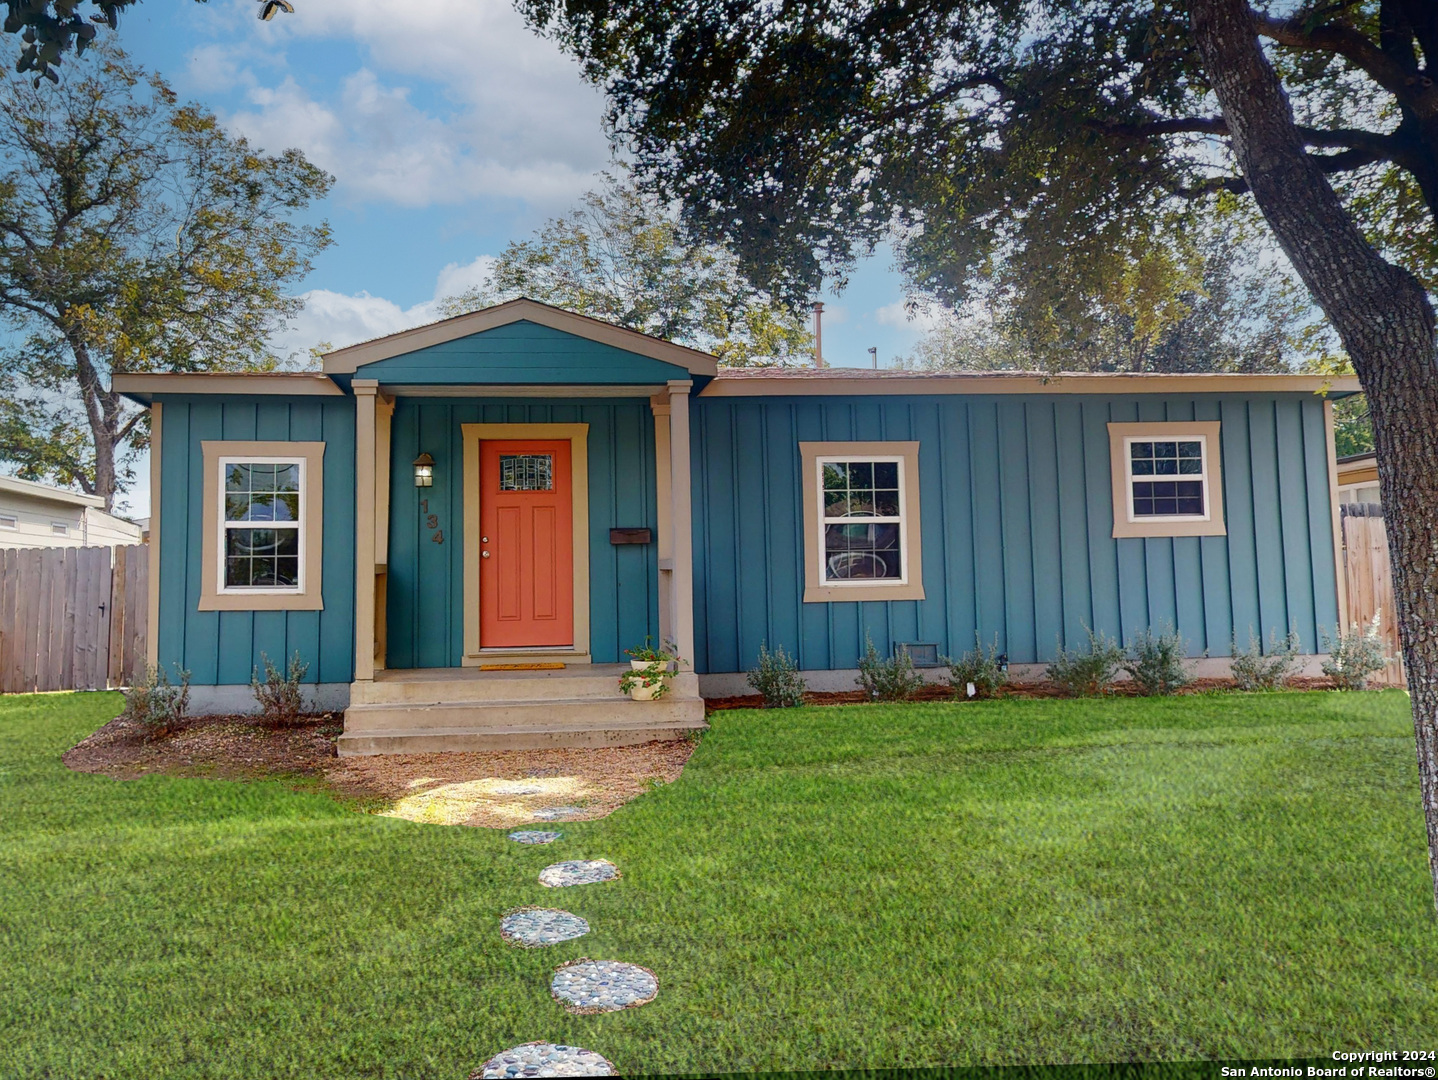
<box><xmin>221</xmin><ymin>460</ymin><xmax>303</xmax><ymax>589</ymax></box>
<box><xmin>819</xmin><ymin>458</ymin><xmax>905</xmax><ymax>581</ymax></box>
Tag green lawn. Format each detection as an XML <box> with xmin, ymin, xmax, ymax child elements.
<box><xmin>1</xmin><ymin>690</ymin><xmax>1434</xmax><ymax>1078</ymax></box>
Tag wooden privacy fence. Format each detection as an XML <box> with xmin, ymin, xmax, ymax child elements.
<box><xmin>1340</xmin><ymin>504</ymin><xmax>1406</xmax><ymax>687</ymax></box>
<box><xmin>0</xmin><ymin>544</ymin><xmax>148</xmax><ymax>694</ymax></box>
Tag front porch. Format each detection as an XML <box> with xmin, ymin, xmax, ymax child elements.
<box><xmin>334</xmin><ymin>305</ymin><xmax>712</xmax><ymax>753</ymax></box>
<box><xmin>337</xmin><ymin>663</ymin><xmax>706</xmax><ymax>756</ymax></box>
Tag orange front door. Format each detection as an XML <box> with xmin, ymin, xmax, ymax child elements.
<box><xmin>479</xmin><ymin>440</ymin><xmax>574</xmax><ymax>648</ymax></box>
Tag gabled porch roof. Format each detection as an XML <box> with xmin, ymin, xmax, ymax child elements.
<box><xmin>321</xmin><ymin>297</ymin><xmax>720</xmax><ymax>385</ymax></box>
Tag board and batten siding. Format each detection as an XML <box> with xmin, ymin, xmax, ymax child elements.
<box><xmin>385</xmin><ymin>397</ymin><xmax>660</xmax><ymax>667</ymax></box>
<box><xmin>154</xmin><ymin>396</ymin><xmax>356</xmax><ymax>685</ymax></box>
<box><xmin>690</xmin><ymin>393</ymin><xmax>1340</xmax><ymax>674</ymax></box>
<box><xmin>353</xmin><ymin>320</ymin><xmax>692</xmax><ymax>385</ymax></box>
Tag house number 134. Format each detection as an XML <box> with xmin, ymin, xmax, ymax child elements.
<box><xmin>419</xmin><ymin>499</ymin><xmax>444</xmax><ymax>544</ymax></box>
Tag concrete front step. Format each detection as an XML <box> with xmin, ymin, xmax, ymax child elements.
<box><xmin>342</xmin><ymin>693</ymin><xmax>704</xmax><ymax>734</ymax></box>
<box><xmin>339</xmin><ymin>665</ymin><xmax>707</xmax><ymax>754</ymax></box>
<box><xmin>336</xmin><ymin>714</ymin><xmax>708</xmax><ymax>755</ymax></box>
<box><xmin>352</xmin><ymin>664</ymin><xmax>678</xmax><ymax>705</ymax></box>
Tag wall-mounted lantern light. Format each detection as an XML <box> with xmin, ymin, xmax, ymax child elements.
<box><xmin>413</xmin><ymin>452</ymin><xmax>434</xmax><ymax>487</ymax></box>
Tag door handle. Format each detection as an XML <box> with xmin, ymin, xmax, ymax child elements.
<box><xmin>482</xmin><ymin>551</ymin><xmax>491</xmax><ymax>559</ymax></box>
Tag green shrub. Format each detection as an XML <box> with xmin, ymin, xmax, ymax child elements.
<box><xmin>251</xmin><ymin>651</ymin><xmax>309</xmax><ymax>726</ymax></box>
<box><xmin>943</xmin><ymin>635</ymin><xmax>1007</xmax><ymax>698</ymax></box>
<box><xmin>1321</xmin><ymin>616</ymin><xmax>1392</xmax><ymax>690</ymax></box>
<box><xmin>1122</xmin><ymin>626</ymin><xmax>1193</xmax><ymax>696</ymax></box>
<box><xmin>1230</xmin><ymin>629</ymin><xmax>1301</xmax><ymax>691</ymax></box>
<box><xmin>856</xmin><ymin>633</ymin><xmax>927</xmax><ymax>701</ymax></box>
<box><xmin>1045</xmin><ymin>628</ymin><xmax>1123</xmax><ymax>697</ymax></box>
<box><xmin>122</xmin><ymin>662</ymin><xmax>191</xmax><ymax>736</ymax></box>
<box><xmin>746</xmin><ymin>641</ymin><xmax>807</xmax><ymax>707</ymax></box>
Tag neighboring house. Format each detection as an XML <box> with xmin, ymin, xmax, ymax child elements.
<box><xmin>1336</xmin><ymin>452</ymin><xmax>1381</xmax><ymax>506</ymax></box>
<box><xmin>0</xmin><ymin>474</ymin><xmax>144</xmax><ymax>549</ymax></box>
<box><xmin>114</xmin><ymin>298</ymin><xmax>1362</xmax><ymax>753</ymax></box>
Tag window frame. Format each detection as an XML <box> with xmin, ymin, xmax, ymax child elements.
<box><xmin>51</xmin><ymin>522</ymin><xmax>68</xmax><ymax>537</ymax></box>
<box><xmin>199</xmin><ymin>440</ymin><xmax>325</xmax><ymax>612</ymax></box>
<box><xmin>800</xmin><ymin>441</ymin><xmax>924</xmax><ymax>603</ymax></box>
<box><xmin>216</xmin><ymin>455</ymin><xmax>307</xmax><ymax>596</ymax></box>
<box><xmin>1107</xmin><ymin>421</ymin><xmax>1226</xmax><ymax>538</ymax></box>
<box><xmin>0</xmin><ymin>515</ymin><xmax>15</xmax><ymax>530</ymax></box>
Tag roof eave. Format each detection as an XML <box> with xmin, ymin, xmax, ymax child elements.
<box><xmin>700</xmin><ymin>371</ymin><xmax>1364</xmax><ymax>397</ymax></box>
<box><xmin>111</xmin><ymin>373</ymin><xmax>346</xmax><ymax>406</ymax></box>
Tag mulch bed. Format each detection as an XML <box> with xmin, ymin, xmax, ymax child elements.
<box><xmin>63</xmin><ymin>712</ymin><xmax>344</xmax><ymax>781</ymax></box>
<box><xmin>704</xmin><ymin>675</ymin><xmax>1342</xmax><ymax>711</ymax></box>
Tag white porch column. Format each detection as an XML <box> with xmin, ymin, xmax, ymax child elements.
<box><xmin>651</xmin><ymin>394</ymin><xmax>674</xmax><ymax>647</ymax></box>
<box><xmin>666</xmin><ymin>380</ymin><xmax>696</xmax><ymax>665</ymax></box>
<box><xmin>353</xmin><ymin>380</ymin><xmax>378</xmax><ymax>683</ymax></box>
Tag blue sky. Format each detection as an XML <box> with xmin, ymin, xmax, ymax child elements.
<box><xmin>97</xmin><ymin>0</ymin><xmax>936</xmax><ymax>515</ymax></box>
<box><xmin>118</xmin><ymin>0</ymin><xmax>931</xmax><ymax>363</ymax></box>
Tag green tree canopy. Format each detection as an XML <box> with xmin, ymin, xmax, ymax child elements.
<box><xmin>439</xmin><ymin>172</ymin><xmax>812</xmax><ymax>366</ymax></box>
<box><xmin>903</xmin><ymin>207</ymin><xmax>1321</xmax><ymax>373</ymax></box>
<box><xmin>3</xmin><ymin>1</ymin><xmax>289</xmax><ymax>86</ymax></box>
<box><xmin>0</xmin><ymin>45</ymin><xmax>331</xmax><ymax>507</ymax></box>
<box><xmin>518</xmin><ymin>0</ymin><xmax>1435</xmax><ymax>320</ymax></box>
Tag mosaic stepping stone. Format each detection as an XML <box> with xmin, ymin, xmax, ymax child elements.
<box><xmin>501</xmin><ymin>907</ymin><xmax>590</xmax><ymax>948</ymax></box>
<box><xmin>471</xmin><ymin>1041</ymin><xmax>614</xmax><ymax>1078</ymax></box>
<box><xmin>533</xmin><ymin>806</ymin><xmax>585</xmax><ymax>821</ymax></box>
<box><xmin>538</xmin><ymin>860</ymin><xmax>619</xmax><ymax>888</ymax></box>
<box><xmin>551</xmin><ymin>959</ymin><xmax>658</xmax><ymax>1014</ymax></box>
<box><xmin>508</xmin><ymin>830</ymin><xmax>563</xmax><ymax>845</ymax></box>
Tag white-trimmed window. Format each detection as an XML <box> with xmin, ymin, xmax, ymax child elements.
<box><xmin>0</xmin><ymin>515</ymin><xmax>17</xmax><ymax>530</ymax></box>
<box><xmin>51</xmin><ymin>522</ymin><xmax>68</xmax><ymax>537</ymax></box>
<box><xmin>800</xmin><ymin>441</ymin><xmax>924</xmax><ymax>602</ymax></box>
<box><xmin>220</xmin><ymin>458</ymin><xmax>304</xmax><ymax>591</ymax></box>
<box><xmin>820</xmin><ymin>457</ymin><xmax>906</xmax><ymax>582</ymax></box>
<box><xmin>199</xmin><ymin>440</ymin><xmax>325</xmax><ymax>612</ymax></box>
<box><xmin>1108</xmin><ymin>421</ymin><xmax>1226</xmax><ymax>538</ymax></box>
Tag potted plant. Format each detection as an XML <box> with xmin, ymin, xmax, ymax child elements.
<box><xmin>620</xmin><ymin>639</ymin><xmax>682</xmax><ymax>700</ymax></box>
<box><xmin>624</xmin><ymin>637</ymin><xmax>678</xmax><ymax>672</ymax></box>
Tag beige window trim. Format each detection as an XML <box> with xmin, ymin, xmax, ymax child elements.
<box><xmin>199</xmin><ymin>440</ymin><xmax>325</xmax><ymax>611</ymax></box>
<box><xmin>461</xmin><ymin>423</ymin><xmax>591</xmax><ymax>663</ymax></box>
<box><xmin>1108</xmin><ymin>421</ymin><xmax>1226</xmax><ymax>538</ymax></box>
<box><xmin>800</xmin><ymin>441</ymin><xmax>924</xmax><ymax>603</ymax></box>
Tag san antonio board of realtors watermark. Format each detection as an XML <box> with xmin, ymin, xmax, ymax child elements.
<box><xmin>1224</xmin><ymin>1053</ymin><xmax>1437</xmax><ymax>1079</ymax></box>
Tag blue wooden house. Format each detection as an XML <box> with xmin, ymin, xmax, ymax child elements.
<box><xmin>115</xmin><ymin>299</ymin><xmax>1360</xmax><ymax>753</ymax></box>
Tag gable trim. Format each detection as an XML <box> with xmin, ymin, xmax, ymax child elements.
<box><xmin>322</xmin><ymin>298</ymin><xmax>719</xmax><ymax>377</ymax></box>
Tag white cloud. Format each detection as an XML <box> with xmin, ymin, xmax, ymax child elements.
<box><xmin>435</xmin><ymin>255</ymin><xmax>497</xmax><ymax>299</ymax></box>
<box><xmin>875</xmin><ymin>300</ymin><xmax>945</xmax><ymax>333</ymax></box>
<box><xmin>195</xmin><ymin>0</ymin><xmax>612</xmax><ymax>209</ymax></box>
<box><xmin>273</xmin><ymin>254</ymin><xmax>498</xmax><ymax>361</ymax></box>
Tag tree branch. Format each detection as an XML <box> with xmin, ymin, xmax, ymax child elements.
<box><xmin>1089</xmin><ymin>113</ymin><xmax>1402</xmax><ymax>159</ymax></box>
<box><xmin>1252</xmin><ymin>7</ymin><xmax>1438</xmax><ymax>118</ymax></box>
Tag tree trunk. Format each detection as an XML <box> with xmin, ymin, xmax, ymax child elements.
<box><xmin>1190</xmin><ymin>0</ymin><xmax>1438</xmax><ymax>911</ymax></box>
<box><xmin>69</xmin><ymin>336</ymin><xmax>118</xmax><ymax>512</ymax></box>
